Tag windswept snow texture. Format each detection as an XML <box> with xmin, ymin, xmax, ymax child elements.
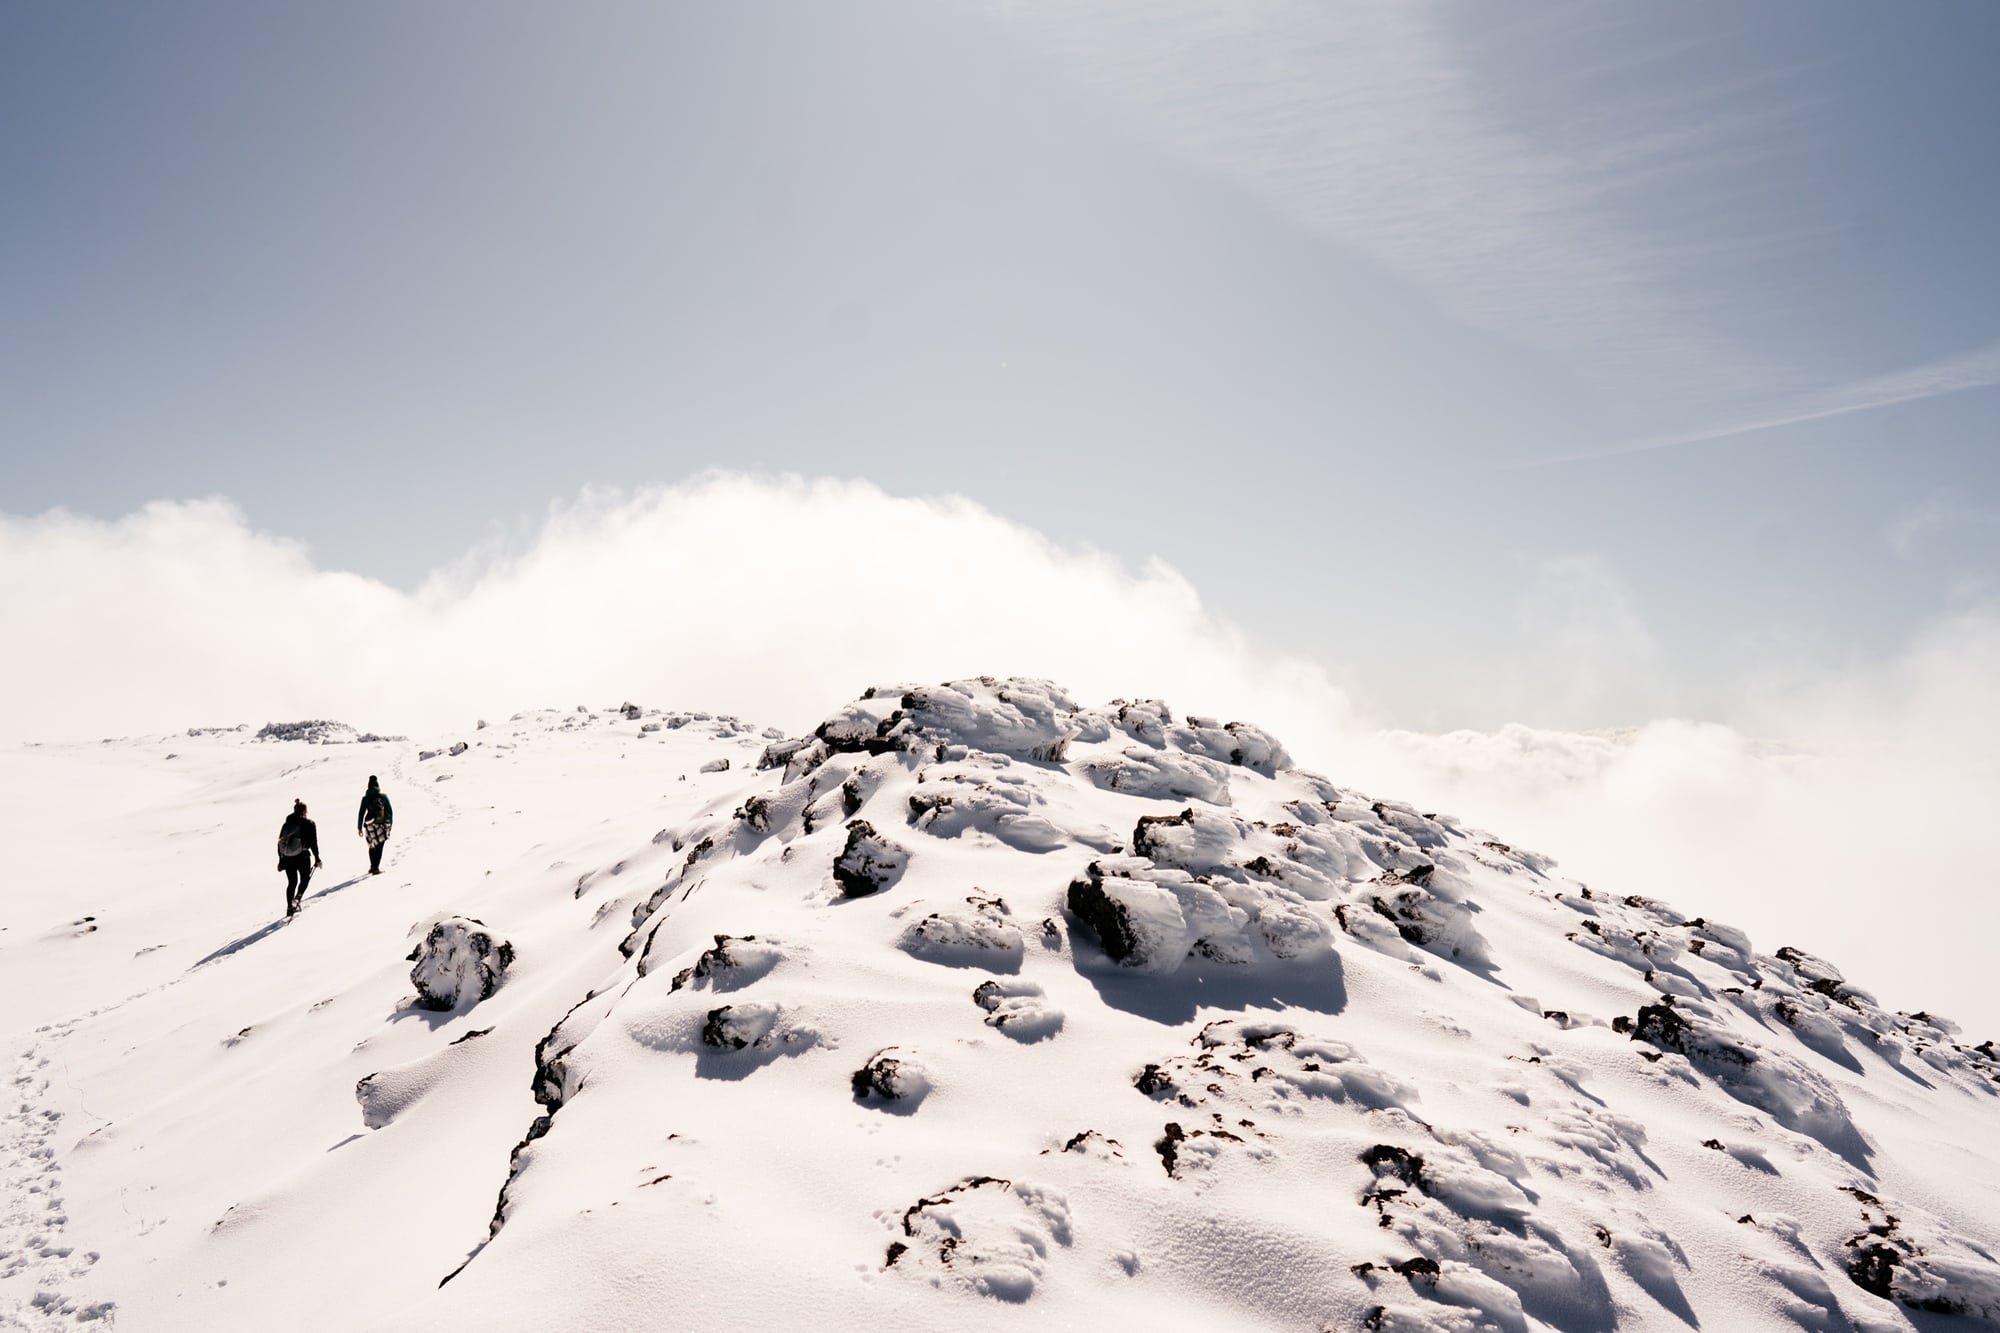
<box><xmin>4</xmin><ymin>676</ymin><xmax>2000</xmax><ymax>1332</ymax></box>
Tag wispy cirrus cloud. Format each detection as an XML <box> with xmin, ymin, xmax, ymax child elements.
<box><xmin>991</xmin><ymin>2</ymin><xmax>2000</xmax><ymax>460</ymax></box>
<box><xmin>1506</xmin><ymin>337</ymin><xmax>2000</xmax><ymax>468</ymax></box>
<box><xmin>985</xmin><ymin>0</ymin><xmax>1800</xmax><ymax>411</ymax></box>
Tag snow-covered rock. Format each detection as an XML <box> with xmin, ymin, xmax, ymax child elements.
<box><xmin>897</xmin><ymin>896</ymin><xmax>1025</xmax><ymax>967</ymax></box>
<box><xmin>832</xmin><ymin>819</ymin><xmax>909</xmax><ymax>897</ymax></box>
<box><xmin>408</xmin><ymin>916</ymin><xmax>515</xmax><ymax>1011</ymax></box>
<box><xmin>885</xmin><ymin>1176</ymin><xmax>1073</xmax><ymax>1302</ymax></box>
<box><xmin>852</xmin><ymin>1047</ymin><xmax>932</xmax><ymax>1106</ymax></box>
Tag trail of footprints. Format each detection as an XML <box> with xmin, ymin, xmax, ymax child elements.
<box><xmin>0</xmin><ymin>1027</ymin><xmax>112</xmax><ymax>1328</ymax></box>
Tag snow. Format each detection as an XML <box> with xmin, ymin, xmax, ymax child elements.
<box><xmin>4</xmin><ymin>678</ymin><xmax>2000</xmax><ymax>1331</ymax></box>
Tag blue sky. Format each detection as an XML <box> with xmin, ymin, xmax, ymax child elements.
<box><xmin>4</xmin><ymin>0</ymin><xmax>1998</xmax><ymax>730</ymax></box>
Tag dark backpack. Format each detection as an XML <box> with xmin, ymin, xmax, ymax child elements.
<box><xmin>364</xmin><ymin>792</ymin><xmax>387</xmax><ymax>823</ymax></box>
<box><xmin>279</xmin><ymin>821</ymin><xmax>306</xmax><ymax>859</ymax></box>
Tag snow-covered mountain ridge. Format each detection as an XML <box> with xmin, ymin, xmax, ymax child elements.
<box><xmin>3</xmin><ymin>677</ymin><xmax>1997</xmax><ymax>1332</ymax></box>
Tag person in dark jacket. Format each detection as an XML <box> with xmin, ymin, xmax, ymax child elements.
<box><xmin>357</xmin><ymin>776</ymin><xmax>394</xmax><ymax>875</ymax></box>
<box><xmin>278</xmin><ymin>800</ymin><xmax>322</xmax><ymax>917</ymax></box>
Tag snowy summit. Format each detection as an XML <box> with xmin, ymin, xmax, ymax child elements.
<box><xmin>3</xmin><ymin>677</ymin><xmax>1998</xmax><ymax>1331</ymax></box>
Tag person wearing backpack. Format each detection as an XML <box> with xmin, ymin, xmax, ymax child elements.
<box><xmin>278</xmin><ymin>800</ymin><xmax>322</xmax><ymax>917</ymax></box>
<box><xmin>357</xmin><ymin>775</ymin><xmax>394</xmax><ymax>875</ymax></box>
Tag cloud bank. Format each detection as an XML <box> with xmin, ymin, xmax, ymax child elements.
<box><xmin>6</xmin><ymin>474</ymin><xmax>1998</xmax><ymax>1036</ymax></box>
<box><xmin>0</xmin><ymin>475</ymin><xmax>1361</xmax><ymax>749</ymax></box>
<box><xmin>1356</xmin><ymin>608</ymin><xmax>2000</xmax><ymax>1039</ymax></box>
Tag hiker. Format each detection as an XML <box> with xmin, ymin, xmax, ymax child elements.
<box><xmin>278</xmin><ymin>800</ymin><xmax>322</xmax><ymax>917</ymax></box>
<box><xmin>357</xmin><ymin>775</ymin><xmax>394</xmax><ymax>875</ymax></box>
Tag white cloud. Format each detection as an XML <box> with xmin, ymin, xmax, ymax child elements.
<box><xmin>1511</xmin><ymin>555</ymin><xmax>1664</xmax><ymax>725</ymax></box>
<box><xmin>0</xmin><ymin>475</ymin><xmax>1363</xmax><ymax>748</ymax></box>
<box><xmin>1360</xmin><ymin>606</ymin><xmax>2000</xmax><ymax>1037</ymax></box>
<box><xmin>7</xmin><ymin>474</ymin><xmax>1997</xmax><ymax>1035</ymax></box>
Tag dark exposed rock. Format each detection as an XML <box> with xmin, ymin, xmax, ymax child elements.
<box><xmin>841</xmin><ymin>773</ymin><xmax>871</xmax><ymax>817</ymax></box>
<box><xmin>833</xmin><ymin>820</ymin><xmax>909</xmax><ymax>897</ymax></box>
<box><xmin>1134</xmin><ymin>1063</ymin><xmax>1175</xmax><ymax>1097</ymax></box>
<box><xmin>1368</xmin><ymin>893</ymin><xmax>1430</xmax><ymax>946</ymax></box>
<box><xmin>1775</xmin><ymin>946</ymin><xmax>1849</xmax><ymax>1002</ymax></box>
<box><xmin>445</xmin><ymin>985</ymin><xmax>604</xmax><ymax>1284</ymax></box>
<box><xmin>815</xmin><ymin>711</ymin><xmax>905</xmax><ymax>756</ymax></box>
<box><xmin>1067</xmin><ymin>869</ymin><xmax>1140</xmax><ymax>963</ymax></box>
<box><xmin>1620</xmin><ymin>1003</ymin><xmax>1691</xmax><ymax>1053</ymax></box>
<box><xmin>1847</xmin><ymin>1239</ymin><xmax>1901</xmax><ymax>1301</ymax></box>
<box><xmin>702</xmin><ymin>1006</ymin><xmax>751</xmax><ymax>1049</ymax></box>
<box><xmin>671</xmin><ymin>934</ymin><xmax>760</xmax><ymax>991</ymax></box>
<box><xmin>1052</xmin><ymin>1130</ymin><xmax>1122</xmax><ymax>1157</ymax></box>
<box><xmin>1360</xmin><ymin>1144</ymin><xmax>1428</xmax><ymax>1192</ymax></box>
<box><xmin>852</xmin><ymin>1049</ymin><xmax>924</xmax><ymax>1103</ymax></box>
<box><xmin>1131</xmin><ymin>809</ymin><xmax>1194</xmax><ymax>861</ymax></box>
<box><xmin>757</xmin><ymin>736</ymin><xmax>814</xmax><ymax>770</ymax></box>
<box><xmin>1155</xmin><ymin>1122</ymin><xmax>1186</xmax><ymax>1176</ymax></box>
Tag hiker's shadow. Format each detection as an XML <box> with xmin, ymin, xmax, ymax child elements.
<box><xmin>191</xmin><ymin>877</ymin><xmax>370</xmax><ymax>970</ymax></box>
<box><xmin>193</xmin><ymin>921</ymin><xmax>289</xmax><ymax>969</ymax></box>
<box><xmin>308</xmin><ymin>875</ymin><xmax>367</xmax><ymax>904</ymax></box>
